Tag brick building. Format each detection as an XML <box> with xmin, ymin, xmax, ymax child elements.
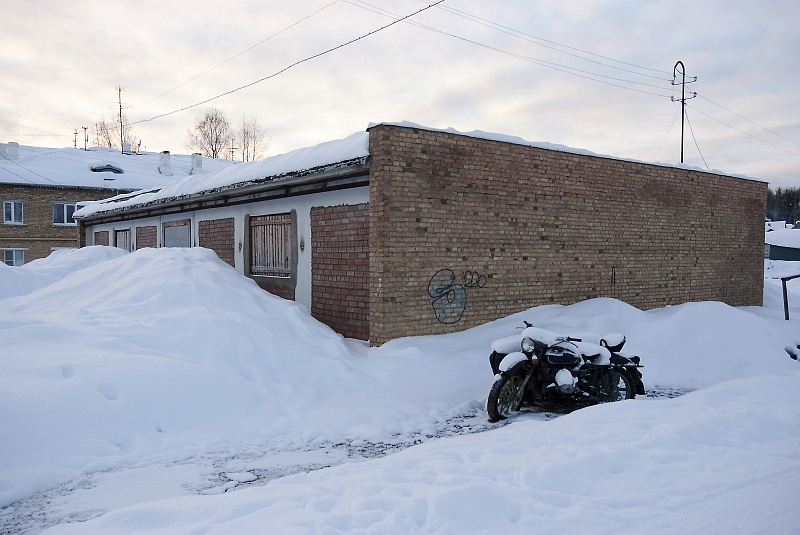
<box><xmin>76</xmin><ymin>123</ymin><xmax>767</xmax><ymax>345</ymax></box>
<box><xmin>0</xmin><ymin>141</ymin><xmax>233</xmax><ymax>265</ymax></box>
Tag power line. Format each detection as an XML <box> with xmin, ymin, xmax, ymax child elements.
<box><xmin>684</xmin><ymin>108</ymin><xmax>708</xmax><ymax>169</ymax></box>
<box><xmin>417</xmin><ymin>1</ymin><xmax>671</xmax><ymax>80</ymax></box>
<box><xmin>130</xmin><ymin>1</ymin><xmax>444</xmax><ymax>125</ymax></box>
<box><xmin>342</xmin><ymin>0</ymin><xmax>674</xmax><ymax>97</ymax></box>
<box><xmin>1</xmin><ymin>158</ymin><xmax>64</xmax><ymax>187</ymax></box>
<box><xmin>650</xmin><ymin>106</ymin><xmax>680</xmax><ymax>163</ymax></box>
<box><xmin>0</xmin><ymin>117</ymin><xmax>64</xmax><ymax>137</ymax></box>
<box><xmin>687</xmin><ymin>103</ymin><xmax>800</xmax><ymax>159</ymax></box>
<box><xmin>698</xmin><ymin>94</ymin><xmax>800</xmax><ymax>148</ymax></box>
<box><xmin>133</xmin><ymin>1</ymin><xmax>342</xmax><ymax>108</ymax></box>
<box><xmin>0</xmin><ymin>107</ymin><xmax>72</xmax><ymax>130</ymax></box>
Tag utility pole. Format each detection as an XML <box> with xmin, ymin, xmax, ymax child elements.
<box><xmin>671</xmin><ymin>61</ymin><xmax>697</xmax><ymax>164</ymax></box>
<box><xmin>118</xmin><ymin>86</ymin><xmax>124</xmax><ymax>153</ymax></box>
<box><xmin>73</xmin><ymin>129</ymin><xmax>77</xmax><ymax>148</ymax></box>
<box><xmin>82</xmin><ymin>126</ymin><xmax>88</xmax><ymax>150</ymax></box>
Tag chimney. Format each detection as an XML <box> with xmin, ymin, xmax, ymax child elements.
<box><xmin>3</xmin><ymin>142</ymin><xmax>19</xmax><ymax>160</ymax></box>
<box><xmin>158</xmin><ymin>151</ymin><xmax>173</xmax><ymax>176</ymax></box>
<box><xmin>190</xmin><ymin>153</ymin><xmax>203</xmax><ymax>175</ymax></box>
<box><xmin>122</xmin><ymin>142</ymin><xmax>132</xmax><ymax>155</ymax></box>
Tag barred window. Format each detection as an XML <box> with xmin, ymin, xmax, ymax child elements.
<box><xmin>114</xmin><ymin>229</ymin><xmax>132</xmax><ymax>252</ymax></box>
<box><xmin>250</xmin><ymin>213</ymin><xmax>291</xmax><ymax>277</ymax></box>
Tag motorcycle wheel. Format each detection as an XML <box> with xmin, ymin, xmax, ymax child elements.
<box><xmin>596</xmin><ymin>368</ymin><xmax>635</xmax><ymax>402</ymax></box>
<box><xmin>486</xmin><ymin>362</ymin><xmax>529</xmax><ymax>422</ymax></box>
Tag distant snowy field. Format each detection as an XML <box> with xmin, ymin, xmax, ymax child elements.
<box><xmin>1</xmin><ymin>247</ymin><xmax>798</xmax><ymax>534</ymax></box>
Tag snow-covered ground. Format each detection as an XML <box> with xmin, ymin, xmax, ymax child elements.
<box><xmin>1</xmin><ymin>248</ymin><xmax>799</xmax><ymax>534</ymax></box>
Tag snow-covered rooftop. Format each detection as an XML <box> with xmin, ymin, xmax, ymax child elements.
<box><xmin>73</xmin><ymin>121</ymin><xmax>762</xmax><ymax>220</ymax></box>
<box><xmin>0</xmin><ymin>143</ymin><xmax>235</xmax><ymax>192</ymax></box>
<box><xmin>765</xmin><ymin>228</ymin><xmax>800</xmax><ymax>249</ymax></box>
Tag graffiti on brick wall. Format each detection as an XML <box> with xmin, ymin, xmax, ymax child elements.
<box><xmin>427</xmin><ymin>269</ymin><xmax>488</xmax><ymax>324</ymax></box>
<box><xmin>463</xmin><ymin>270</ymin><xmax>487</xmax><ymax>288</ymax></box>
<box><xmin>428</xmin><ymin>269</ymin><xmax>467</xmax><ymax>324</ymax></box>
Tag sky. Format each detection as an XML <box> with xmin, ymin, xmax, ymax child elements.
<box><xmin>1</xmin><ymin>0</ymin><xmax>799</xmax><ymax>187</ymax></box>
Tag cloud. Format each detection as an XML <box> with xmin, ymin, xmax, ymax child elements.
<box><xmin>2</xmin><ymin>0</ymin><xmax>798</xmax><ymax>186</ymax></box>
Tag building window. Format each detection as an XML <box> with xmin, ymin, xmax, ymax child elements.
<box><xmin>161</xmin><ymin>219</ymin><xmax>192</xmax><ymax>247</ymax></box>
<box><xmin>250</xmin><ymin>213</ymin><xmax>292</xmax><ymax>277</ymax></box>
<box><xmin>53</xmin><ymin>203</ymin><xmax>77</xmax><ymax>226</ymax></box>
<box><xmin>114</xmin><ymin>229</ymin><xmax>132</xmax><ymax>251</ymax></box>
<box><xmin>3</xmin><ymin>249</ymin><xmax>24</xmax><ymax>266</ymax></box>
<box><xmin>163</xmin><ymin>220</ymin><xmax>191</xmax><ymax>248</ymax></box>
<box><xmin>3</xmin><ymin>200</ymin><xmax>23</xmax><ymax>224</ymax></box>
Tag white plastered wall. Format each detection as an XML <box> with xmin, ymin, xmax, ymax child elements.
<box><xmin>83</xmin><ymin>185</ymin><xmax>369</xmax><ymax>312</ymax></box>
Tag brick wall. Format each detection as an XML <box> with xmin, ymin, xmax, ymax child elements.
<box><xmin>93</xmin><ymin>230</ymin><xmax>110</xmax><ymax>246</ymax></box>
<box><xmin>252</xmin><ymin>279</ymin><xmax>295</xmax><ymax>301</ymax></box>
<box><xmin>136</xmin><ymin>226</ymin><xmax>157</xmax><ymax>249</ymax></box>
<box><xmin>368</xmin><ymin>124</ymin><xmax>767</xmax><ymax>345</ymax></box>
<box><xmin>1</xmin><ymin>184</ymin><xmax>116</xmax><ymax>262</ymax></box>
<box><xmin>311</xmin><ymin>203</ymin><xmax>370</xmax><ymax>340</ymax></box>
<box><xmin>198</xmin><ymin>218</ymin><xmax>235</xmax><ymax>266</ymax></box>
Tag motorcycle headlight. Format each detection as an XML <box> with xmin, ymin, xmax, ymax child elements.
<box><xmin>521</xmin><ymin>337</ymin><xmax>536</xmax><ymax>353</ymax></box>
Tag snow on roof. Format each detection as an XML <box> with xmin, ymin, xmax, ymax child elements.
<box><xmin>765</xmin><ymin>229</ymin><xmax>800</xmax><ymax>249</ymax></box>
<box><xmin>766</xmin><ymin>221</ymin><xmax>791</xmax><ymax>231</ymax></box>
<box><xmin>75</xmin><ymin>131</ymin><xmax>370</xmax><ymax>218</ymax></box>
<box><xmin>0</xmin><ymin>143</ymin><xmax>235</xmax><ymax>192</ymax></box>
<box><xmin>375</xmin><ymin>121</ymin><xmax>764</xmax><ymax>181</ymax></box>
<box><xmin>73</xmin><ymin>121</ymin><xmax>762</xmax><ymax>220</ymax></box>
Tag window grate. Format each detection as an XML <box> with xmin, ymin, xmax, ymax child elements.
<box><xmin>250</xmin><ymin>214</ymin><xmax>291</xmax><ymax>277</ymax></box>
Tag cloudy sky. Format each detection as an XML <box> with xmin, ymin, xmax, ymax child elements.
<box><xmin>2</xmin><ymin>0</ymin><xmax>798</xmax><ymax>187</ymax></box>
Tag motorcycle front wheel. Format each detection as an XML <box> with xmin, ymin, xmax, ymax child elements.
<box><xmin>596</xmin><ymin>368</ymin><xmax>635</xmax><ymax>402</ymax></box>
<box><xmin>486</xmin><ymin>362</ymin><xmax>529</xmax><ymax>422</ymax></box>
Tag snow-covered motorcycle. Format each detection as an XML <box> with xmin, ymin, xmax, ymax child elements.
<box><xmin>486</xmin><ymin>322</ymin><xmax>644</xmax><ymax>422</ymax></box>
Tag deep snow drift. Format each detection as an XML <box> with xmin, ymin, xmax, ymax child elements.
<box><xmin>1</xmin><ymin>247</ymin><xmax>799</xmax><ymax>534</ymax></box>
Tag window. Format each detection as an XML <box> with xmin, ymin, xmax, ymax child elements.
<box><xmin>114</xmin><ymin>229</ymin><xmax>132</xmax><ymax>251</ymax></box>
<box><xmin>3</xmin><ymin>249</ymin><xmax>24</xmax><ymax>266</ymax></box>
<box><xmin>53</xmin><ymin>202</ymin><xmax>77</xmax><ymax>226</ymax></box>
<box><xmin>163</xmin><ymin>220</ymin><xmax>191</xmax><ymax>248</ymax></box>
<box><xmin>250</xmin><ymin>213</ymin><xmax>291</xmax><ymax>277</ymax></box>
<box><xmin>3</xmin><ymin>201</ymin><xmax>23</xmax><ymax>224</ymax></box>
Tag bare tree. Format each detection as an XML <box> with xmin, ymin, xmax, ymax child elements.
<box><xmin>236</xmin><ymin>115</ymin><xmax>269</xmax><ymax>162</ymax></box>
<box><xmin>93</xmin><ymin>115</ymin><xmax>138</xmax><ymax>151</ymax></box>
<box><xmin>94</xmin><ymin>117</ymin><xmax>116</xmax><ymax>148</ymax></box>
<box><xmin>187</xmin><ymin>108</ymin><xmax>231</xmax><ymax>159</ymax></box>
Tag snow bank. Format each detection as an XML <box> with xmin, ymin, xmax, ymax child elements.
<box><xmin>0</xmin><ymin>247</ymin><xmax>798</xmax><ymax>531</ymax></box>
<box><xmin>0</xmin><ymin>246</ymin><xmax>128</xmax><ymax>300</ymax></box>
<box><xmin>0</xmin><ymin>247</ymin><xmax>486</xmax><ymax>506</ymax></box>
<box><xmin>43</xmin><ymin>371</ymin><xmax>800</xmax><ymax>534</ymax></box>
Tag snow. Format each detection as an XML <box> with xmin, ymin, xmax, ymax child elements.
<box><xmin>373</xmin><ymin>121</ymin><xmax>763</xmax><ymax>181</ymax></box>
<box><xmin>0</xmin><ymin>145</ymin><xmax>235</xmax><ymax>191</ymax></box>
<box><xmin>73</xmin><ymin>121</ymin><xmax>761</xmax><ymax>220</ymax></box>
<box><xmin>0</xmin><ymin>247</ymin><xmax>798</xmax><ymax>534</ymax></box>
<box><xmin>73</xmin><ymin>131</ymin><xmax>370</xmax><ymax>218</ymax></box>
<box><xmin>765</xmin><ymin>228</ymin><xmax>800</xmax><ymax>249</ymax></box>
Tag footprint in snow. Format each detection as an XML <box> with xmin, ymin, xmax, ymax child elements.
<box><xmin>97</xmin><ymin>382</ymin><xmax>119</xmax><ymax>401</ymax></box>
